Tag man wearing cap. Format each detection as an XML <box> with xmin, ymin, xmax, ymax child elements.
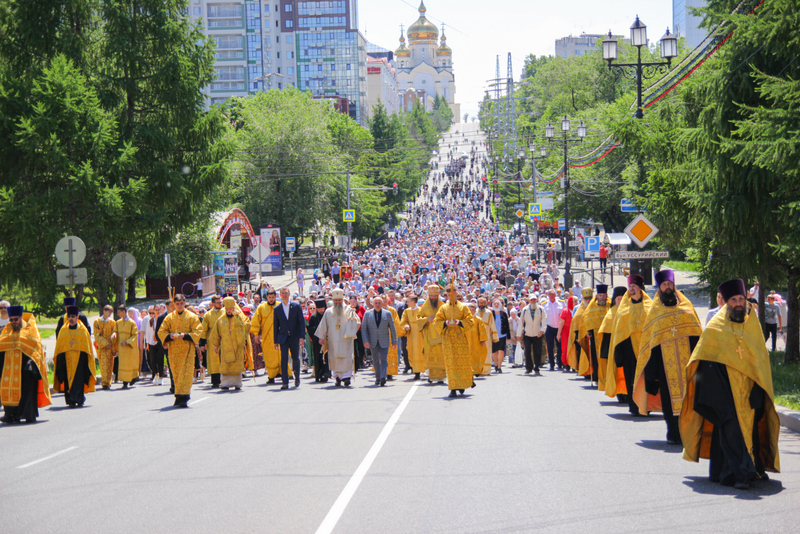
<box><xmin>566</xmin><ymin>288</ymin><xmax>593</xmax><ymax>373</ymax></box>
<box><xmin>54</xmin><ymin>305</ymin><xmax>96</xmax><ymax>407</ymax></box>
<box><xmin>400</xmin><ymin>294</ymin><xmax>426</xmax><ymax>380</ymax></box>
<box><xmin>517</xmin><ymin>293</ymin><xmax>547</xmax><ymax>375</ymax></box>
<box><xmin>419</xmin><ymin>285</ymin><xmax>447</xmax><ymax>383</ymax></box>
<box><xmin>596</xmin><ymin>287</ymin><xmax>627</xmax><ymax>392</ymax></box>
<box><xmin>250</xmin><ymin>288</ymin><xmax>289</xmax><ymax>385</ymax></box>
<box><xmin>633</xmin><ymin>269</ymin><xmax>702</xmax><ymax>444</ymax></box>
<box><xmin>434</xmin><ymin>284</ymin><xmax>475</xmax><ymax>397</ymax></box>
<box><xmin>208</xmin><ymin>297</ymin><xmax>251</xmax><ymax>391</ymax></box>
<box><xmin>605</xmin><ymin>275</ymin><xmax>651</xmax><ymax>413</ymax></box>
<box><xmin>54</xmin><ymin>296</ymin><xmax>91</xmax><ymax>337</ymax></box>
<box><xmin>112</xmin><ymin>304</ymin><xmax>139</xmax><ymax>390</ymax></box>
<box><xmin>577</xmin><ymin>285</ymin><xmax>611</xmax><ymax>384</ymax></box>
<box><xmin>158</xmin><ymin>294</ymin><xmax>202</xmax><ymax>407</ymax></box>
<box><xmin>200</xmin><ymin>295</ymin><xmax>224</xmax><ymax>388</ymax></box>
<box><xmin>93</xmin><ymin>305</ymin><xmax>117</xmax><ymax>390</ymax></box>
<box><xmin>306</xmin><ymin>298</ymin><xmax>330</xmax><ymax>383</ymax></box>
<box><xmin>1</xmin><ymin>306</ymin><xmax>51</xmax><ymax>423</ymax></box>
<box><xmin>316</xmin><ymin>289</ymin><xmax>361</xmax><ymax>387</ymax></box>
<box><xmin>681</xmin><ymin>278</ymin><xmax>780</xmax><ymax>489</ymax></box>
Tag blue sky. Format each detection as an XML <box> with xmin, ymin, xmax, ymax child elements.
<box><xmin>359</xmin><ymin>0</ymin><xmax>674</xmax><ymax>118</ymax></box>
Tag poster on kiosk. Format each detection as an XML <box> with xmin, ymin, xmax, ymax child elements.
<box><xmin>258</xmin><ymin>224</ymin><xmax>283</xmax><ymax>273</ymax></box>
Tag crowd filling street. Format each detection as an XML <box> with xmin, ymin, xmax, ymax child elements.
<box><xmin>0</xmin><ymin>127</ymin><xmax>790</xmax><ymax>492</ymax></box>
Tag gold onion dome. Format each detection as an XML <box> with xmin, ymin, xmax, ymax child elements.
<box><xmin>437</xmin><ymin>31</ymin><xmax>452</xmax><ymax>56</ymax></box>
<box><xmin>407</xmin><ymin>1</ymin><xmax>438</xmax><ymax>43</ymax></box>
<box><xmin>395</xmin><ymin>30</ymin><xmax>410</xmax><ymax>57</ymax></box>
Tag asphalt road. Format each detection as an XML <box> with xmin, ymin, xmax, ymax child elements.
<box><xmin>1</xmin><ymin>362</ymin><xmax>798</xmax><ymax>534</ymax></box>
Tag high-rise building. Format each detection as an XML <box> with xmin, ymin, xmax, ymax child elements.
<box><xmin>189</xmin><ymin>0</ymin><xmax>368</xmax><ymax>125</ymax></box>
<box><xmin>394</xmin><ymin>1</ymin><xmax>459</xmax><ymax>121</ymax></box>
<box><xmin>555</xmin><ymin>33</ymin><xmax>605</xmax><ymax>58</ymax></box>
<box><xmin>673</xmin><ymin>0</ymin><xmax>707</xmax><ymax>49</ymax></box>
<box><xmin>366</xmin><ymin>56</ymin><xmax>400</xmax><ymax>117</ymax></box>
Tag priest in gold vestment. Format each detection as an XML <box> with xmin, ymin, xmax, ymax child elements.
<box><xmin>474</xmin><ymin>297</ymin><xmax>497</xmax><ymax>376</ymax></box>
<box><xmin>1</xmin><ymin>307</ymin><xmax>51</xmax><ymax>423</ymax></box>
<box><xmin>566</xmin><ymin>288</ymin><xmax>592</xmax><ymax>373</ymax></box>
<box><xmin>434</xmin><ymin>286</ymin><xmax>475</xmax><ymax>398</ymax></box>
<box><xmin>577</xmin><ymin>285</ymin><xmax>610</xmax><ymax>383</ymax></box>
<box><xmin>400</xmin><ymin>294</ymin><xmax>426</xmax><ymax>379</ymax></box>
<box><xmin>158</xmin><ymin>294</ymin><xmax>202</xmax><ymax>408</ymax></box>
<box><xmin>200</xmin><ymin>295</ymin><xmax>224</xmax><ymax>388</ymax></box>
<box><xmin>465</xmin><ymin>301</ymin><xmax>489</xmax><ymax>375</ymax></box>
<box><xmin>250</xmin><ymin>288</ymin><xmax>290</xmax><ymax>384</ymax></box>
<box><xmin>54</xmin><ymin>306</ymin><xmax>96</xmax><ymax>407</ymax></box>
<box><xmin>634</xmin><ymin>270</ymin><xmax>702</xmax><ymax>444</ymax></box>
<box><xmin>596</xmin><ymin>287</ymin><xmax>626</xmax><ymax>392</ymax></box>
<box><xmin>113</xmin><ymin>305</ymin><xmax>139</xmax><ymax>389</ymax></box>
<box><xmin>208</xmin><ymin>297</ymin><xmax>251</xmax><ymax>390</ymax></box>
<box><xmin>419</xmin><ymin>285</ymin><xmax>446</xmax><ymax>383</ymax></box>
<box><xmin>93</xmin><ymin>305</ymin><xmax>116</xmax><ymax>390</ymax></box>
<box><xmin>680</xmin><ymin>279</ymin><xmax>780</xmax><ymax>490</ymax></box>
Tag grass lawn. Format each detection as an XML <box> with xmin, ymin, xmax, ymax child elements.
<box><xmin>771</xmin><ymin>351</ymin><xmax>800</xmax><ymax>412</ymax></box>
<box><xmin>47</xmin><ymin>360</ymin><xmax>101</xmax><ymax>386</ymax></box>
<box><xmin>38</xmin><ymin>328</ymin><xmax>56</xmax><ymax>339</ymax></box>
<box><xmin>662</xmin><ymin>260</ymin><xmax>701</xmax><ymax>273</ymax></box>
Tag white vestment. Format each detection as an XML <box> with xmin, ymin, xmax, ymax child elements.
<box><xmin>315</xmin><ymin>306</ymin><xmax>360</xmax><ymax>379</ymax></box>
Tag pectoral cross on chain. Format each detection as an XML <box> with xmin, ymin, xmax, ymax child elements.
<box><xmin>671</xmin><ymin>325</ymin><xmax>677</xmax><ymax>337</ymax></box>
<box><xmin>736</xmin><ymin>340</ymin><xmax>744</xmax><ymax>360</ymax></box>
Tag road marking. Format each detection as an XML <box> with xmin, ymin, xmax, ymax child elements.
<box><xmin>316</xmin><ymin>383</ymin><xmax>419</xmax><ymax>534</ymax></box>
<box><xmin>188</xmin><ymin>397</ymin><xmax>210</xmax><ymax>406</ymax></box>
<box><xmin>17</xmin><ymin>446</ymin><xmax>78</xmax><ymax>469</ymax></box>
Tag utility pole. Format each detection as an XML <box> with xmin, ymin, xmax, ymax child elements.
<box><xmin>346</xmin><ymin>170</ymin><xmax>351</xmax><ymax>250</ymax></box>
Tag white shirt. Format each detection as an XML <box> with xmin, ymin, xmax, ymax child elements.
<box><xmin>543</xmin><ymin>299</ymin><xmax>564</xmax><ymax>329</ymax></box>
<box><xmin>517</xmin><ymin>305</ymin><xmax>548</xmax><ymax>338</ymax></box>
<box><xmin>705</xmin><ymin>306</ymin><xmax>720</xmax><ymax>327</ymax></box>
<box><xmin>281</xmin><ymin>300</ymin><xmax>291</xmax><ymax>319</ymax></box>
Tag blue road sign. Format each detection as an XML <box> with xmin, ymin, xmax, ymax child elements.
<box><xmin>558</xmin><ymin>218</ymin><xmax>566</xmax><ymax>230</ymax></box>
<box><xmin>585</xmin><ymin>235</ymin><xmax>600</xmax><ymax>252</ymax></box>
<box><xmin>536</xmin><ymin>191</ymin><xmax>554</xmax><ymax>197</ymax></box>
<box><xmin>529</xmin><ymin>203</ymin><xmax>542</xmax><ymax>217</ymax></box>
<box><xmin>343</xmin><ymin>209</ymin><xmax>356</xmax><ymax>222</ymax></box>
<box><xmin>621</xmin><ymin>199</ymin><xmax>646</xmax><ymax>212</ymax></box>
<box><xmin>514</xmin><ymin>203</ymin><xmax>525</xmax><ymax>209</ymax></box>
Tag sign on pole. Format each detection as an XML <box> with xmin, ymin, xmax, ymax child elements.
<box><xmin>285</xmin><ymin>237</ymin><xmax>296</xmax><ymax>252</ymax></box>
<box><xmin>624</xmin><ymin>213</ymin><xmax>659</xmax><ymax>248</ymax></box>
<box><xmin>528</xmin><ymin>203</ymin><xmax>542</xmax><ymax>217</ymax></box>
<box><xmin>56</xmin><ymin>268</ymin><xmax>87</xmax><ymax>286</ymax></box>
<box><xmin>111</xmin><ymin>252</ymin><xmax>137</xmax><ymax>306</ymax></box>
<box><xmin>514</xmin><ymin>204</ymin><xmax>525</xmax><ymax>209</ymax></box>
<box><xmin>55</xmin><ymin>235</ymin><xmax>86</xmax><ymax>297</ymax></box>
<box><xmin>558</xmin><ymin>218</ymin><xmax>566</xmax><ymax>230</ymax></box>
<box><xmin>614</xmin><ymin>250</ymin><xmax>670</xmax><ymax>260</ymax></box>
<box><xmin>585</xmin><ymin>235</ymin><xmax>601</xmax><ymax>252</ymax></box>
<box><xmin>343</xmin><ymin>209</ymin><xmax>356</xmax><ymax>223</ymax></box>
<box><xmin>515</xmin><ymin>209</ymin><xmax>524</xmax><ymax>218</ymax></box>
<box><xmin>540</xmin><ymin>198</ymin><xmax>554</xmax><ymax>210</ymax></box>
<box><xmin>621</xmin><ymin>199</ymin><xmax>647</xmax><ymax>213</ymax></box>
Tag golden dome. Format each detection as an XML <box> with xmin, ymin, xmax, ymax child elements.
<box><xmin>395</xmin><ymin>30</ymin><xmax>410</xmax><ymax>57</ymax></box>
<box><xmin>407</xmin><ymin>1</ymin><xmax>438</xmax><ymax>43</ymax></box>
<box><xmin>437</xmin><ymin>31</ymin><xmax>452</xmax><ymax>56</ymax></box>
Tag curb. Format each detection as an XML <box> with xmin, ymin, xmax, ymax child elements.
<box><xmin>776</xmin><ymin>404</ymin><xmax>800</xmax><ymax>435</ymax></box>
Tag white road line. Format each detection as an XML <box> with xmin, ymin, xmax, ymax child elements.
<box><xmin>188</xmin><ymin>396</ymin><xmax>210</xmax><ymax>406</ymax></box>
<box><xmin>17</xmin><ymin>446</ymin><xmax>78</xmax><ymax>469</ymax></box>
<box><xmin>316</xmin><ymin>383</ymin><xmax>419</xmax><ymax>534</ymax></box>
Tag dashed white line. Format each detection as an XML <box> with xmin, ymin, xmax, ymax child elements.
<box><xmin>17</xmin><ymin>446</ymin><xmax>78</xmax><ymax>469</ymax></box>
<box><xmin>315</xmin><ymin>383</ymin><xmax>419</xmax><ymax>534</ymax></box>
<box><xmin>188</xmin><ymin>396</ymin><xmax>210</xmax><ymax>406</ymax></box>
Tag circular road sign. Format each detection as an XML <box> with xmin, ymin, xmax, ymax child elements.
<box><xmin>55</xmin><ymin>236</ymin><xmax>86</xmax><ymax>267</ymax></box>
<box><xmin>111</xmin><ymin>252</ymin><xmax>137</xmax><ymax>279</ymax></box>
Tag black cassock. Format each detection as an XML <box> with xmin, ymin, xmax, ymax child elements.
<box><xmin>306</xmin><ymin>313</ymin><xmax>329</xmax><ymax>383</ymax></box>
<box><xmin>0</xmin><ymin>352</ymin><xmax>41</xmax><ymax>423</ymax></box>
<box><xmin>55</xmin><ymin>349</ymin><xmax>91</xmax><ymax>406</ymax></box>
<box><xmin>614</xmin><ymin>338</ymin><xmax>638</xmax><ymax>413</ymax></box>
<box><xmin>693</xmin><ymin>360</ymin><xmax>766</xmax><ymax>485</ymax></box>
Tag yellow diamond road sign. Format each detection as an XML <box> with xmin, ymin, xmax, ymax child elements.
<box><xmin>515</xmin><ymin>209</ymin><xmax>524</xmax><ymax>218</ymax></box>
<box><xmin>343</xmin><ymin>209</ymin><xmax>355</xmax><ymax>223</ymax></box>
<box><xmin>624</xmin><ymin>213</ymin><xmax>659</xmax><ymax>248</ymax></box>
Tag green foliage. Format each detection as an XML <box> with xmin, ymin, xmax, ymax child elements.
<box><xmin>770</xmin><ymin>351</ymin><xmax>800</xmax><ymax>411</ymax></box>
<box><xmin>145</xmin><ymin>218</ymin><xmax>217</xmax><ymax>278</ymax></box>
<box><xmin>430</xmin><ymin>94</ymin><xmax>454</xmax><ymax>132</ymax></box>
<box><xmin>0</xmin><ymin>0</ymin><xmax>231</xmax><ymax>313</ymax></box>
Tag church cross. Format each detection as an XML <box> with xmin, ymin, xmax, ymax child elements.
<box><xmin>736</xmin><ymin>340</ymin><xmax>744</xmax><ymax>360</ymax></box>
<box><xmin>400</xmin><ymin>23</ymin><xmax>404</xmax><ymax>34</ymax></box>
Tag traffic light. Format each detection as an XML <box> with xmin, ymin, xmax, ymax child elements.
<box><xmin>392</xmin><ymin>182</ymin><xmax>398</xmax><ymax>196</ymax></box>
<box><xmin>491</xmin><ymin>180</ymin><xmax>498</xmax><ymax>185</ymax></box>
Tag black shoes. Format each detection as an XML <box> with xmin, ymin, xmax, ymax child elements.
<box><xmin>102</xmin><ymin>385</ymin><xmax>110</xmax><ymax>390</ymax></box>
<box><xmin>122</xmin><ymin>383</ymin><xmax>128</xmax><ymax>390</ymax></box>
<box><xmin>380</xmin><ymin>378</ymin><xmax>386</xmax><ymax>386</ymax></box>
<box><xmin>267</xmin><ymin>378</ymin><xmax>275</xmax><ymax>384</ymax></box>
<box><xmin>524</xmin><ymin>370</ymin><xmax>532</xmax><ymax>375</ymax></box>
<box><xmin>414</xmin><ymin>373</ymin><xmax>421</xmax><ymax>380</ymax></box>
<box><xmin>280</xmin><ymin>384</ymin><xmax>289</xmax><ymax>390</ymax></box>
<box><xmin>221</xmin><ymin>386</ymin><xmax>229</xmax><ymax>391</ymax></box>
<box><xmin>336</xmin><ymin>377</ymin><xmax>342</xmax><ymax>387</ymax></box>
<box><xmin>295</xmin><ymin>378</ymin><xmax>300</xmax><ymax>387</ymax></box>
<box><xmin>343</xmin><ymin>378</ymin><xmax>351</xmax><ymax>387</ymax></box>
<box><xmin>458</xmin><ymin>389</ymin><xmax>465</xmax><ymax>395</ymax></box>
<box><xmin>375</xmin><ymin>380</ymin><xmax>380</xmax><ymax>386</ymax></box>
<box><xmin>387</xmin><ymin>375</ymin><xmax>393</xmax><ymax>381</ymax></box>
<box><xmin>449</xmin><ymin>390</ymin><xmax>458</xmax><ymax>398</ymax></box>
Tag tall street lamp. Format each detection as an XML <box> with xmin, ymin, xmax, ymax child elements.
<box><xmin>528</xmin><ymin>141</ymin><xmax>548</xmax><ymax>256</ymax></box>
<box><xmin>602</xmin><ymin>16</ymin><xmax>677</xmax><ymax>118</ymax></box>
<box><xmin>545</xmin><ymin>115</ymin><xmax>586</xmax><ymax>288</ymax></box>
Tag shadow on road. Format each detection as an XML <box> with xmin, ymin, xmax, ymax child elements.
<box><xmin>636</xmin><ymin>440</ymin><xmax>682</xmax><ymax>453</ymax></box>
<box><xmin>606</xmin><ymin>413</ymin><xmax>652</xmax><ymax>422</ymax></box>
<box><xmin>682</xmin><ymin>476</ymin><xmax>783</xmax><ymax>499</ymax></box>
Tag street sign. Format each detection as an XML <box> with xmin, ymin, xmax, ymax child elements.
<box><xmin>621</xmin><ymin>199</ymin><xmax>647</xmax><ymax>212</ymax></box>
<box><xmin>285</xmin><ymin>237</ymin><xmax>296</xmax><ymax>252</ymax></box>
<box><xmin>568</xmin><ymin>240</ymin><xmax>581</xmax><ymax>247</ymax></box>
<box><xmin>615</xmin><ymin>250</ymin><xmax>670</xmax><ymax>260</ymax></box>
<box><xmin>585</xmin><ymin>235</ymin><xmax>601</xmax><ymax>252</ymax></box>
<box><xmin>528</xmin><ymin>203</ymin><xmax>542</xmax><ymax>217</ymax></box>
<box><xmin>110</xmin><ymin>252</ymin><xmax>136</xmax><ymax>279</ymax></box>
<box><xmin>55</xmin><ymin>236</ymin><xmax>86</xmax><ymax>267</ymax></box>
<box><xmin>164</xmin><ymin>254</ymin><xmax>172</xmax><ymax>278</ymax></box>
<box><xmin>515</xmin><ymin>209</ymin><xmax>524</xmax><ymax>218</ymax></box>
<box><xmin>343</xmin><ymin>209</ymin><xmax>355</xmax><ymax>223</ymax></box>
<box><xmin>558</xmin><ymin>218</ymin><xmax>566</xmax><ymax>230</ymax></box>
<box><xmin>585</xmin><ymin>251</ymin><xmax>600</xmax><ymax>259</ymax></box>
<box><xmin>57</xmin><ymin>268</ymin><xmax>87</xmax><ymax>286</ymax></box>
<box><xmin>540</xmin><ymin>198</ymin><xmax>555</xmax><ymax>210</ymax></box>
<box><xmin>514</xmin><ymin>204</ymin><xmax>525</xmax><ymax>209</ymax></box>
<box><xmin>536</xmin><ymin>191</ymin><xmax>554</xmax><ymax>198</ymax></box>
<box><xmin>624</xmin><ymin>214</ymin><xmax>659</xmax><ymax>248</ymax></box>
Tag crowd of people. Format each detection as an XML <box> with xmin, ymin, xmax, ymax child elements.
<box><xmin>0</xmin><ymin>130</ymin><xmax>785</xmax><ymax>490</ymax></box>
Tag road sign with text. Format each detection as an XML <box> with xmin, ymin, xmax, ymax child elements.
<box><xmin>615</xmin><ymin>250</ymin><xmax>670</xmax><ymax>260</ymax></box>
<box><xmin>558</xmin><ymin>218</ymin><xmax>566</xmax><ymax>230</ymax></box>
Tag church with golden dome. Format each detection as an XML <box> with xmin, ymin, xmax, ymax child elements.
<box><xmin>395</xmin><ymin>1</ymin><xmax>460</xmax><ymax>122</ymax></box>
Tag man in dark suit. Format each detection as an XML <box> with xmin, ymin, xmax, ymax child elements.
<box><xmin>361</xmin><ymin>296</ymin><xmax>397</xmax><ymax>387</ymax></box>
<box><xmin>273</xmin><ymin>287</ymin><xmax>306</xmax><ymax>390</ymax></box>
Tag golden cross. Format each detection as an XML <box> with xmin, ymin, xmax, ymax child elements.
<box><xmin>736</xmin><ymin>340</ymin><xmax>744</xmax><ymax>360</ymax></box>
<box><xmin>671</xmin><ymin>325</ymin><xmax>677</xmax><ymax>337</ymax></box>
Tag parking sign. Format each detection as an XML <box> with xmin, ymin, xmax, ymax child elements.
<box><xmin>585</xmin><ymin>235</ymin><xmax>600</xmax><ymax>252</ymax></box>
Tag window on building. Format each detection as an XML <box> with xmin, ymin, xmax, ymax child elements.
<box><xmin>331</xmin><ymin>64</ymin><xmax>335</xmax><ymax>70</ymax></box>
<box><xmin>193</xmin><ymin>7</ymin><xmax>201</xmax><ymax>15</ymax></box>
<box><xmin>286</xmin><ymin>20</ymin><xmax>293</xmax><ymax>28</ymax></box>
<box><xmin>278</xmin><ymin>82</ymin><xmax>282</xmax><ymax>89</ymax></box>
<box><xmin>346</xmin><ymin>63</ymin><xmax>351</xmax><ymax>70</ymax></box>
<box><xmin>275</xmin><ymin>20</ymin><xmax>278</xmax><ymax>27</ymax></box>
<box><xmin>286</xmin><ymin>35</ymin><xmax>294</xmax><ymax>44</ymax></box>
<box><xmin>289</xmin><ymin>51</ymin><xmax>294</xmax><ymax>58</ymax></box>
<box><xmin>264</xmin><ymin>4</ymin><xmax>270</xmax><ymax>13</ymax></box>
<box><xmin>318</xmin><ymin>65</ymin><xmax>322</xmax><ymax>71</ymax></box>
<box><xmin>304</xmin><ymin>65</ymin><xmax>309</xmax><ymax>71</ymax></box>
<box><xmin>277</xmin><ymin>36</ymin><xmax>280</xmax><ymax>43</ymax></box>
<box><xmin>288</xmin><ymin>67</ymin><xmax>295</xmax><ymax>75</ymax></box>
<box><xmin>277</xmin><ymin>52</ymin><xmax>280</xmax><ymax>59</ymax></box>
<box><xmin>277</xmin><ymin>67</ymin><xmax>281</xmax><ymax>74</ymax></box>
<box><xmin>284</xmin><ymin>4</ymin><xmax>292</xmax><ymax>11</ymax></box>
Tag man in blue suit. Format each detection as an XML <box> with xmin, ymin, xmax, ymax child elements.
<box><xmin>361</xmin><ymin>296</ymin><xmax>397</xmax><ymax>387</ymax></box>
<box><xmin>273</xmin><ymin>287</ymin><xmax>306</xmax><ymax>390</ymax></box>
